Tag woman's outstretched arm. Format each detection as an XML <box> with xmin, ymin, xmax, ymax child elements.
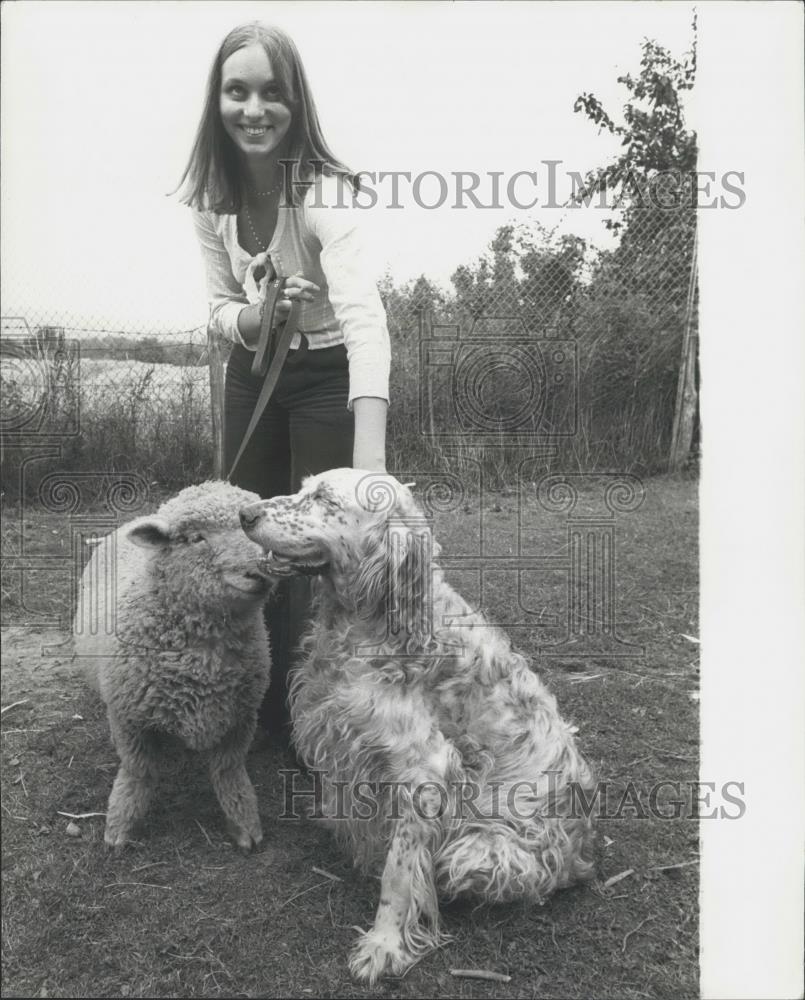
<box><xmin>352</xmin><ymin>396</ymin><xmax>388</xmax><ymax>472</ymax></box>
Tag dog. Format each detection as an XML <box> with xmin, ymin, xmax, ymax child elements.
<box><xmin>240</xmin><ymin>469</ymin><xmax>595</xmax><ymax>983</ymax></box>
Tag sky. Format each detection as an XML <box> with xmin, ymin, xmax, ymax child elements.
<box><xmin>1</xmin><ymin>0</ymin><xmax>695</xmax><ymax>333</ymax></box>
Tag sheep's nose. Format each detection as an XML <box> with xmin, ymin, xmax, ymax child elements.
<box><xmin>240</xmin><ymin>507</ymin><xmax>262</xmax><ymax>529</ymax></box>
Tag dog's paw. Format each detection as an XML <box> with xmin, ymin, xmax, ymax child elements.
<box><xmin>348</xmin><ymin>928</ymin><xmax>410</xmax><ymax>984</ymax></box>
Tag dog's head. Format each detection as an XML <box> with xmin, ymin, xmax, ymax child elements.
<box><xmin>240</xmin><ymin>469</ymin><xmax>434</xmax><ymax>624</ymax></box>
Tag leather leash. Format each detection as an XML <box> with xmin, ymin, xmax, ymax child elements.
<box><xmin>227</xmin><ymin>277</ymin><xmax>306</xmax><ymax>480</ymax></box>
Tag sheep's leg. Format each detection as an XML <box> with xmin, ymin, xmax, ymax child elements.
<box><xmin>208</xmin><ymin>722</ymin><xmax>263</xmax><ymax>851</ymax></box>
<box><xmin>349</xmin><ymin>752</ymin><xmax>452</xmax><ymax>984</ymax></box>
<box><xmin>105</xmin><ymin>722</ymin><xmax>160</xmax><ymax>849</ymax></box>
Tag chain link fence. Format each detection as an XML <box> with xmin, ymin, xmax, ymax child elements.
<box><xmin>384</xmin><ymin>207</ymin><xmax>698</xmax><ymax>482</ymax></box>
<box><xmin>0</xmin><ymin>319</ymin><xmax>214</xmax><ymax>500</ymax></box>
<box><xmin>1</xmin><ymin>206</ymin><xmax>697</xmax><ymax>501</ymax></box>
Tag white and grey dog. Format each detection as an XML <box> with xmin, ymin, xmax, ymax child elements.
<box><xmin>240</xmin><ymin>468</ymin><xmax>595</xmax><ymax>984</ymax></box>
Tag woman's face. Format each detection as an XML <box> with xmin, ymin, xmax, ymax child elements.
<box><xmin>219</xmin><ymin>43</ymin><xmax>292</xmax><ymax>162</ymax></box>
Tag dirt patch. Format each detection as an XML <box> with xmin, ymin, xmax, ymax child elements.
<box><xmin>2</xmin><ymin>627</ymin><xmax>80</xmax><ymax>709</ymax></box>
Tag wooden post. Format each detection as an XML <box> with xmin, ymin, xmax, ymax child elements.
<box><xmin>207</xmin><ymin>323</ymin><xmax>225</xmax><ymax>479</ymax></box>
<box><xmin>422</xmin><ymin>307</ymin><xmax>435</xmax><ymax>440</ymax></box>
<box><xmin>669</xmin><ymin>229</ymin><xmax>699</xmax><ymax>473</ymax></box>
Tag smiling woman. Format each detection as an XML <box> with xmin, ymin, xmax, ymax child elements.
<box><xmin>219</xmin><ymin>48</ymin><xmax>294</xmax><ymax>159</ymax></box>
<box><xmin>175</xmin><ymin>22</ymin><xmax>392</xmax><ymax>744</ymax></box>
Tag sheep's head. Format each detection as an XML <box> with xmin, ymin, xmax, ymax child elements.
<box><xmin>126</xmin><ymin>482</ymin><xmax>273</xmax><ymax>610</ymax></box>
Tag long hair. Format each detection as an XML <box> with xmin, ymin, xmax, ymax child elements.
<box><xmin>175</xmin><ymin>22</ymin><xmax>354</xmax><ymax>213</ymax></box>
<box><xmin>347</xmin><ymin>488</ymin><xmax>439</xmax><ymax>653</ymax></box>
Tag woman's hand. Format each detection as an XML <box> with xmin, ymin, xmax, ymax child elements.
<box><xmin>237</xmin><ymin>272</ymin><xmax>320</xmax><ymax>348</ymax></box>
<box><xmin>275</xmin><ymin>272</ymin><xmax>319</xmax><ymax>322</ymax></box>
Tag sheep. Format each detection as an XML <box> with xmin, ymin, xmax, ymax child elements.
<box><xmin>73</xmin><ymin>481</ymin><xmax>273</xmax><ymax>851</ymax></box>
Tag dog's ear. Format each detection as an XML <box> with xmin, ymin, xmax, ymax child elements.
<box><xmin>351</xmin><ymin>519</ymin><xmax>390</xmax><ymax>616</ymax></box>
<box><xmin>351</xmin><ymin>486</ymin><xmax>434</xmax><ymax>645</ymax></box>
<box><xmin>385</xmin><ymin>511</ymin><xmax>434</xmax><ymax>644</ymax></box>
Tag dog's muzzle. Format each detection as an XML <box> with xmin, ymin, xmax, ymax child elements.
<box><xmin>239</xmin><ymin>505</ymin><xmax>264</xmax><ymax>531</ymax></box>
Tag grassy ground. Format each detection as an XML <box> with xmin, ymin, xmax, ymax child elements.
<box><xmin>1</xmin><ymin>473</ymin><xmax>699</xmax><ymax>999</ymax></box>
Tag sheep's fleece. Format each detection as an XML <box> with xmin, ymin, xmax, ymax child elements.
<box><xmin>73</xmin><ymin>481</ymin><xmax>272</xmax><ymax>850</ymax></box>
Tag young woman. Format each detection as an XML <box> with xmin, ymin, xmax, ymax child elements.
<box><xmin>177</xmin><ymin>22</ymin><xmax>390</xmax><ymax>743</ymax></box>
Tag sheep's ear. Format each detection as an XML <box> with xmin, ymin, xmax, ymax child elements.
<box><xmin>126</xmin><ymin>516</ymin><xmax>172</xmax><ymax>550</ymax></box>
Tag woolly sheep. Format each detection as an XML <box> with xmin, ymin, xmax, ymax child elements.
<box><xmin>73</xmin><ymin>481</ymin><xmax>273</xmax><ymax>850</ymax></box>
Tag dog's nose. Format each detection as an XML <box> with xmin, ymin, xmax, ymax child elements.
<box><xmin>239</xmin><ymin>507</ymin><xmax>262</xmax><ymax>529</ymax></box>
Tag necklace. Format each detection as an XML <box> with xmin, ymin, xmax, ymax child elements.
<box><xmin>244</xmin><ymin>202</ymin><xmax>270</xmax><ymax>252</ymax></box>
<box><xmin>251</xmin><ymin>179</ymin><xmax>281</xmax><ymax>198</ymax></box>
<box><xmin>243</xmin><ymin>179</ymin><xmax>280</xmax><ymax>252</ymax></box>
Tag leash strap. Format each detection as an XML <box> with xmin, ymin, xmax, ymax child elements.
<box><xmin>227</xmin><ymin>278</ymin><xmax>302</xmax><ymax>481</ymax></box>
<box><xmin>250</xmin><ymin>278</ymin><xmax>284</xmax><ymax>378</ymax></box>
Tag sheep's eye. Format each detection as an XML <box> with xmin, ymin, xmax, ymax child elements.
<box><xmin>174</xmin><ymin>532</ymin><xmax>205</xmax><ymax>545</ymax></box>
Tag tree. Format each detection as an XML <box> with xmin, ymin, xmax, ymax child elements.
<box><xmin>572</xmin><ymin>21</ymin><xmax>699</xmax><ymax>472</ymax></box>
<box><xmin>572</xmin><ymin>28</ymin><xmax>697</xmax><ymax>237</ymax></box>
<box><xmin>450</xmin><ymin>222</ymin><xmax>587</xmax><ymax>333</ymax></box>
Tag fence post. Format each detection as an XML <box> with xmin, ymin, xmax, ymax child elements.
<box><xmin>418</xmin><ymin>305</ymin><xmax>435</xmax><ymax>438</ymax></box>
<box><xmin>207</xmin><ymin>323</ymin><xmax>225</xmax><ymax>479</ymax></box>
<box><xmin>669</xmin><ymin>229</ymin><xmax>699</xmax><ymax>472</ymax></box>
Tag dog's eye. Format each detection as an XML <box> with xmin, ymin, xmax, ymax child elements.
<box><xmin>315</xmin><ymin>487</ymin><xmax>340</xmax><ymax>511</ymax></box>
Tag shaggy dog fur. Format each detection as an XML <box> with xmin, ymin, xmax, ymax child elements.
<box><xmin>240</xmin><ymin>469</ymin><xmax>595</xmax><ymax>983</ymax></box>
<box><xmin>74</xmin><ymin>481</ymin><xmax>272</xmax><ymax>850</ymax></box>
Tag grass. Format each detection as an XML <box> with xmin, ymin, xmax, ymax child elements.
<box><xmin>1</xmin><ymin>472</ymin><xmax>699</xmax><ymax>999</ymax></box>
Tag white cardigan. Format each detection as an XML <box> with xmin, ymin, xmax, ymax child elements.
<box><xmin>192</xmin><ymin>172</ymin><xmax>390</xmax><ymax>407</ymax></box>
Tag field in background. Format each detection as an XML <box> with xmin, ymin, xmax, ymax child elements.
<box><xmin>1</xmin><ymin>474</ymin><xmax>699</xmax><ymax>999</ymax></box>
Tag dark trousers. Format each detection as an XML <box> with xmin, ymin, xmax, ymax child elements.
<box><xmin>224</xmin><ymin>341</ymin><xmax>354</xmax><ymax>738</ymax></box>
